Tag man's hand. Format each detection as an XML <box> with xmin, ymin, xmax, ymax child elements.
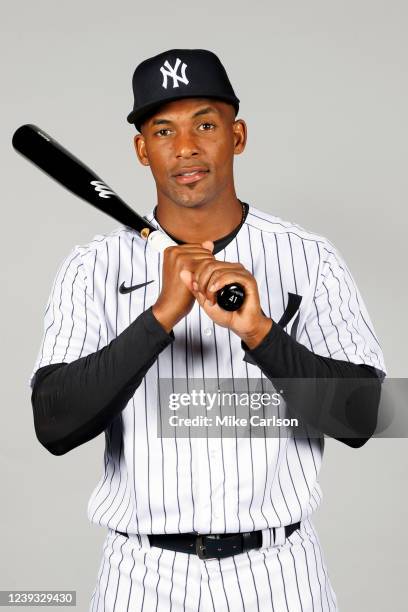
<box><xmin>152</xmin><ymin>240</ymin><xmax>215</xmax><ymax>333</ymax></box>
<box><xmin>179</xmin><ymin>243</ymin><xmax>273</xmax><ymax>349</ymax></box>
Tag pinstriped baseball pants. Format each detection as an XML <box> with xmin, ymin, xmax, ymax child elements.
<box><xmin>89</xmin><ymin>518</ymin><xmax>338</xmax><ymax>611</ymax></box>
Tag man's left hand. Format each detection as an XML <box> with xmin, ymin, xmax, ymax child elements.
<box><xmin>179</xmin><ymin>241</ymin><xmax>273</xmax><ymax>349</ymax></box>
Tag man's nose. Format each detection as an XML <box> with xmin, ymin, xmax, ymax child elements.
<box><xmin>174</xmin><ymin>131</ymin><xmax>199</xmax><ymax>158</ymax></box>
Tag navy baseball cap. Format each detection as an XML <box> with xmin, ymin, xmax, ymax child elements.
<box><xmin>127</xmin><ymin>49</ymin><xmax>240</xmax><ymax>131</ymax></box>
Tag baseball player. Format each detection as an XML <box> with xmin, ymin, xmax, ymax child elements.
<box><xmin>29</xmin><ymin>49</ymin><xmax>386</xmax><ymax>611</ymax></box>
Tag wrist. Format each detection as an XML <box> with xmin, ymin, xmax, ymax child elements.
<box><xmin>151</xmin><ymin>304</ymin><xmax>178</xmax><ymax>334</ymax></box>
<box><xmin>238</xmin><ymin>316</ymin><xmax>273</xmax><ymax>350</ymax></box>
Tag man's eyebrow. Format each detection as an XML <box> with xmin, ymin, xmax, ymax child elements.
<box><xmin>150</xmin><ymin>106</ymin><xmax>219</xmax><ymax>126</ymax></box>
<box><xmin>192</xmin><ymin>106</ymin><xmax>219</xmax><ymax>118</ymax></box>
<box><xmin>151</xmin><ymin>118</ymin><xmax>172</xmax><ymax>126</ymax></box>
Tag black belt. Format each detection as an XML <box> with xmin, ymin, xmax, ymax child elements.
<box><xmin>115</xmin><ymin>522</ymin><xmax>300</xmax><ymax>560</ymax></box>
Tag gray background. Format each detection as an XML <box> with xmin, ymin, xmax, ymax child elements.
<box><xmin>1</xmin><ymin>0</ymin><xmax>407</xmax><ymax>610</ymax></box>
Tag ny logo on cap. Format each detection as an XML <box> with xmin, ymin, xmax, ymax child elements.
<box><xmin>160</xmin><ymin>58</ymin><xmax>189</xmax><ymax>89</ymax></box>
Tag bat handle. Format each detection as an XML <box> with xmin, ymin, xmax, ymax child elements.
<box><xmin>216</xmin><ymin>283</ymin><xmax>245</xmax><ymax>311</ymax></box>
<box><xmin>146</xmin><ymin>230</ymin><xmax>245</xmax><ymax>312</ymax></box>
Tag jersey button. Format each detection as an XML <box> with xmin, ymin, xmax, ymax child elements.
<box><xmin>203</xmin><ymin>328</ymin><xmax>212</xmax><ymax>337</ymax></box>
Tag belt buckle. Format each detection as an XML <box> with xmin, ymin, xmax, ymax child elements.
<box><xmin>196</xmin><ymin>535</ymin><xmax>210</xmax><ymax>560</ymax></box>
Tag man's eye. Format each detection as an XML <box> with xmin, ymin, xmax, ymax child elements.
<box><xmin>155</xmin><ymin>128</ymin><xmax>172</xmax><ymax>137</ymax></box>
<box><xmin>199</xmin><ymin>122</ymin><xmax>215</xmax><ymax>130</ymax></box>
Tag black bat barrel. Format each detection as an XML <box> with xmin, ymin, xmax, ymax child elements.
<box><xmin>12</xmin><ymin>124</ymin><xmax>146</xmax><ymax>233</ymax></box>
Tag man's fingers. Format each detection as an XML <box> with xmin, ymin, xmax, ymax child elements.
<box><xmin>164</xmin><ymin>245</ymin><xmax>216</xmax><ymax>272</ymax></box>
<box><xmin>178</xmin><ymin>256</ymin><xmax>215</xmax><ymax>277</ymax></box>
<box><xmin>179</xmin><ymin>269</ymin><xmax>194</xmax><ymax>290</ymax></box>
<box><xmin>166</xmin><ymin>243</ymin><xmax>215</xmax><ymax>254</ymax></box>
<box><xmin>194</xmin><ymin>259</ymin><xmax>245</xmax><ymax>293</ymax></box>
<box><xmin>193</xmin><ymin>287</ymin><xmax>219</xmax><ymax>309</ymax></box>
<box><xmin>207</xmin><ymin>270</ymin><xmax>257</xmax><ymax>300</ymax></box>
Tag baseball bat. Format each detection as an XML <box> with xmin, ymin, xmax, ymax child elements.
<box><xmin>12</xmin><ymin>124</ymin><xmax>245</xmax><ymax>311</ymax></box>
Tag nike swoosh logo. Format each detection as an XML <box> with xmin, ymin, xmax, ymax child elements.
<box><xmin>119</xmin><ymin>280</ymin><xmax>154</xmax><ymax>294</ymax></box>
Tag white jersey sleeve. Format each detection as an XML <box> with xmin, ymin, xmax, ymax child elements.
<box><xmin>29</xmin><ymin>247</ymin><xmax>102</xmax><ymax>387</ymax></box>
<box><xmin>297</xmin><ymin>240</ymin><xmax>386</xmax><ymax>375</ymax></box>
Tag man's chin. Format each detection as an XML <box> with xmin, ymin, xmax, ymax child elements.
<box><xmin>169</xmin><ymin>190</ymin><xmax>212</xmax><ymax>209</ymax></box>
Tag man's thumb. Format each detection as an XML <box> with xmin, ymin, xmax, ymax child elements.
<box><xmin>202</xmin><ymin>240</ymin><xmax>214</xmax><ymax>253</ymax></box>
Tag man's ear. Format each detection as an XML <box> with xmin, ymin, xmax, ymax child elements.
<box><xmin>133</xmin><ymin>134</ymin><xmax>150</xmax><ymax>166</ymax></box>
<box><xmin>232</xmin><ymin>119</ymin><xmax>247</xmax><ymax>155</ymax></box>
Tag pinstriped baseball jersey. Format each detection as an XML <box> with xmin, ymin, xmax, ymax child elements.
<box><xmin>29</xmin><ymin>204</ymin><xmax>386</xmax><ymax>537</ymax></box>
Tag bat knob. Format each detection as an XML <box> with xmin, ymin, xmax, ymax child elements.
<box><xmin>216</xmin><ymin>283</ymin><xmax>245</xmax><ymax>312</ymax></box>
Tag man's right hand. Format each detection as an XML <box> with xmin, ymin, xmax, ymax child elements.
<box><xmin>152</xmin><ymin>240</ymin><xmax>214</xmax><ymax>333</ymax></box>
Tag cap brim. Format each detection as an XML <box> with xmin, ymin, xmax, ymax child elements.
<box><xmin>127</xmin><ymin>93</ymin><xmax>240</xmax><ymax>129</ymax></box>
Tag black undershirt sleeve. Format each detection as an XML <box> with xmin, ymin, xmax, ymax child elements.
<box><xmin>32</xmin><ymin>308</ymin><xmax>383</xmax><ymax>457</ymax></box>
<box><xmin>241</xmin><ymin>321</ymin><xmax>385</xmax><ymax>448</ymax></box>
<box><xmin>31</xmin><ymin>307</ymin><xmax>174</xmax><ymax>456</ymax></box>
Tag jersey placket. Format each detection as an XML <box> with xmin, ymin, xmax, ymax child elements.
<box><xmin>188</xmin><ymin>301</ymin><xmax>226</xmax><ymax>533</ymax></box>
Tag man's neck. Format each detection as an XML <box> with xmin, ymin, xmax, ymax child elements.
<box><xmin>154</xmin><ymin>195</ymin><xmax>243</xmax><ymax>244</ymax></box>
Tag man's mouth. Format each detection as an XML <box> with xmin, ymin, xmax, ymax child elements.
<box><xmin>173</xmin><ymin>167</ymin><xmax>209</xmax><ymax>185</ymax></box>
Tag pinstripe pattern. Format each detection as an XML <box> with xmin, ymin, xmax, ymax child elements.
<box><xmin>30</xmin><ymin>204</ymin><xmax>385</xmax><ymax>610</ymax></box>
<box><xmin>89</xmin><ymin>518</ymin><xmax>337</xmax><ymax>611</ymax></box>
